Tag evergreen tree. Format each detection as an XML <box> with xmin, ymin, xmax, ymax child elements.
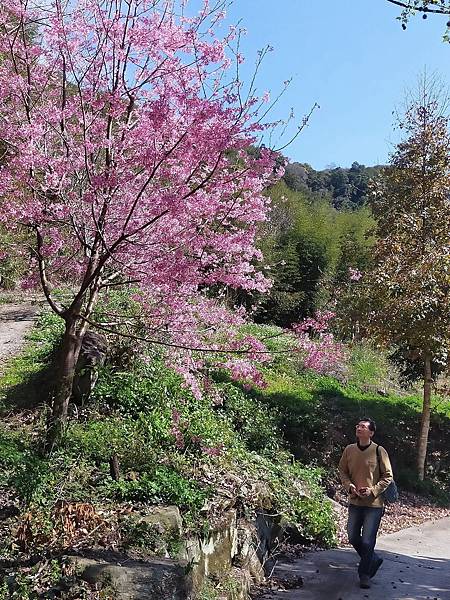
<box><xmin>367</xmin><ymin>81</ymin><xmax>450</xmax><ymax>480</ymax></box>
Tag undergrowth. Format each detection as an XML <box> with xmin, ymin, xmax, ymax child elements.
<box><xmin>0</xmin><ymin>303</ymin><xmax>449</xmax><ymax>598</ymax></box>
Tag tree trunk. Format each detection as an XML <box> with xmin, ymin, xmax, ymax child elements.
<box><xmin>417</xmin><ymin>353</ymin><xmax>432</xmax><ymax>481</ymax></box>
<box><xmin>109</xmin><ymin>453</ymin><xmax>120</xmax><ymax>481</ymax></box>
<box><xmin>45</xmin><ymin>316</ymin><xmax>84</xmax><ymax>453</ymax></box>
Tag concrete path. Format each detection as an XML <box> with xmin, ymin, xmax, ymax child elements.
<box><xmin>0</xmin><ymin>303</ymin><xmax>38</xmax><ymax>373</ymax></box>
<box><xmin>263</xmin><ymin>518</ymin><xmax>450</xmax><ymax>600</ymax></box>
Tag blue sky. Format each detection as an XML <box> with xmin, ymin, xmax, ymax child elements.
<box><xmin>220</xmin><ymin>0</ymin><xmax>450</xmax><ymax>170</ymax></box>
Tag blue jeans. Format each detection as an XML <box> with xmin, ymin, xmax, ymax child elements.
<box><xmin>347</xmin><ymin>505</ymin><xmax>383</xmax><ymax>576</ymax></box>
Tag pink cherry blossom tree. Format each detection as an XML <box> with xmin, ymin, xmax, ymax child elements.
<box><xmin>0</xmin><ymin>0</ymin><xmax>281</xmax><ymax>448</ymax></box>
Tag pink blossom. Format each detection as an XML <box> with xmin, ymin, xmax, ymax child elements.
<box><xmin>0</xmin><ymin>0</ymin><xmax>282</xmax><ymax>397</ymax></box>
<box><xmin>292</xmin><ymin>312</ymin><xmax>347</xmax><ymax>377</ymax></box>
<box><xmin>222</xmin><ymin>358</ymin><xmax>266</xmax><ymax>388</ymax></box>
<box><xmin>349</xmin><ymin>267</ymin><xmax>363</xmax><ymax>281</ymax></box>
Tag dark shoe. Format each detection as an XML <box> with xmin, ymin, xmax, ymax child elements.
<box><xmin>370</xmin><ymin>557</ymin><xmax>383</xmax><ymax>578</ymax></box>
<box><xmin>359</xmin><ymin>575</ymin><xmax>371</xmax><ymax>589</ymax></box>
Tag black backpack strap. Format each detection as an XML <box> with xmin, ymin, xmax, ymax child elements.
<box><xmin>376</xmin><ymin>444</ymin><xmax>383</xmax><ymax>475</ymax></box>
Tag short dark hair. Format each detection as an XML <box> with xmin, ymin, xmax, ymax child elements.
<box><xmin>359</xmin><ymin>417</ymin><xmax>376</xmax><ymax>432</ymax></box>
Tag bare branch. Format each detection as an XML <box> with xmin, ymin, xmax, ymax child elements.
<box><xmin>77</xmin><ymin>313</ymin><xmax>293</xmax><ymax>355</ymax></box>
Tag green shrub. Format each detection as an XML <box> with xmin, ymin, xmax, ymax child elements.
<box><xmin>0</xmin><ymin>310</ymin><xmax>64</xmax><ymax>411</ymax></box>
<box><xmin>92</xmin><ymin>359</ymin><xmax>193</xmax><ymax>417</ymax></box>
<box><xmin>111</xmin><ymin>466</ymin><xmax>209</xmax><ymax>512</ymax></box>
<box><xmin>0</xmin><ymin>428</ymin><xmax>30</xmax><ymax>487</ymax></box>
<box><xmin>92</xmin><ymin>359</ymin><xmax>237</xmax><ymax>455</ymax></box>
<box><xmin>218</xmin><ymin>382</ymin><xmax>281</xmax><ymax>454</ymax></box>
<box><xmin>396</xmin><ymin>467</ymin><xmax>449</xmax><ymax>505</ymax></box>
<box><xmin>65</xmin><ymin>416</ymin><xmax>159</xmax><ymax>468</ymax></box>
<box><xmin>273</xmin><ymin>461</ymin><xmax>336</xmax><ymax>547</ymax></box>
<box><xmin>347</xmin><ymin>342</ymin><xmax>400</xmax><ymax>392</ymax></box>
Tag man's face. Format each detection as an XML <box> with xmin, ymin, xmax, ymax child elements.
<box><xmin>356</xmin><ymin>421</ymin><xmax>374</xmax><ymax>439</ymax></box>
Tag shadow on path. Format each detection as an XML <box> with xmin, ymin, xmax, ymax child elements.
<box><xmin>0</xmin><ymin>308</ymin><xmax>36</xmax><ymax>322</ymax></box>
<box><xmin>259</xmin><ymin>548</ymin><xmax>449</xmax><ymax>600</ymax></box>
<box><xmin>256</xmin><ymin>518</ymin><xmax>450</xmax><ymax>600</ymax></box>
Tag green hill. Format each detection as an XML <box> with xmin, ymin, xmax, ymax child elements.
<box><xmin>0</xmin><ymin>308</ymin><xmax>448</xmax><ymax>598</ymax></box>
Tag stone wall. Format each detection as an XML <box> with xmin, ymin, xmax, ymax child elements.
<box><xmin>70</xmin><ymin>505</ymin><xmax>282</xmax><ymax>599</ymax></box>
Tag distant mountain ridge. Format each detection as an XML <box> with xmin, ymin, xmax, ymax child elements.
<box><xmin>283</xmin><ymin>161</ymin><xmax>384</xmax><ymax>210</ymax></box>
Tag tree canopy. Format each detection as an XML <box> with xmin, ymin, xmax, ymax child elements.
<box><xmin>0</xmin><ymin>0</ymin><xmax>281</xmax><ymax>447</ymax></box>
<box><xmin>283</xmin><ymin>161</ymin><xmax>383</xmax><ymax>210</ymax></box>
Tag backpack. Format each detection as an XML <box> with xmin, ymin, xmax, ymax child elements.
<box><xmin>376</xmin><ymin>444</ymin><xmax>399</xmax><ymax>504</ymax></box>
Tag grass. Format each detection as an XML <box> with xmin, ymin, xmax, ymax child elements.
<box><xmin>252</xmin><ymin>365</ymin><xmax>450</xmax><ymax>500</ymax></box>
<box><xmin>0</xmin><ymin>311</ymin><xmax>64</xmax><ymax>412</ymax></box>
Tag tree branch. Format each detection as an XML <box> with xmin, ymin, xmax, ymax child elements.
<box><xmin>33</xmin><ymin>228</ymin><xmax>63</xmax><ymax>317</ymax></box>
<box><xmin>387</xmin><ymin>0</ymin><xmax>450</xmax><ymax>15</ymax></box>
<box><xmin>76</xmin><ymin>313</ymin><xmax>292</xmax><ymax>355</ymax></box>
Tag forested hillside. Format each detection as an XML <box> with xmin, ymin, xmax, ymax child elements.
<box><xmin>251</xmin><ymin>174</ymin><xmax>375</xmax><ymax>328</ymax></box>
<box><xmin>283</xmin><ymin>161</ymin><xmax>384</xmax><ymax>209</ymax></box>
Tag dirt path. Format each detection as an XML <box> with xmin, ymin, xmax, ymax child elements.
<box><xmin>0</xmin><ymin>303</ymin><xmax>39</xmax><ymax>374</ymax></box>
<box><xmin>257</xmin><ymin>517</ymin><xmax>450</xmax><ymax>600</ymax></box>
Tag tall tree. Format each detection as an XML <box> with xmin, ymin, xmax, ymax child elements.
<box><xmin>367</xmin><ymin>79</ymin><xmax>450</xmax><ymax>480</ymax></box>
<box><xmin>0</xmin><ymin>0</ymin><xmax>280</xmax><ymax>449</ymax></box>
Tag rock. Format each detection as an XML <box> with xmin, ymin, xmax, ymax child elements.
<box><xmin>181</xmin><ymin>509</ymin><xmax>239</xmax><ymax>590</ymax></box>
<box><xmin>72</xmin><ymin>330</ymin><xmax>108</xmax><ymax>403</ymax></box>
<box><xmin>63</xmin><ymin>506</ymin><xmax>287</xmax><ymax>600</ymax></box>
<box><xmin>236</xmin><ymin>520</ymin><xmax>265</xmax><ymax>583</ymax></box>
<box><xmin>66</xmin><ymin>553</ymin><xmax>191</xmax><ymax>600</ymax></box>
<box><xmin>120</xmin><ymin>506</ymin><xmax>183</xmax><ymax>558</ymax></box>
<box><xmin>228</xmin><ymin>567</ymin><xmax>253</xmax><ymax>600</ymax></box>
<box><xmin>329</xmin><ymin>498</ymin><xmax>345</xmax><ymax>516</ymax></box>
<box><xmin>137</xmin><ymin>506</ymin><xmax>183</xmax><ymax>537</ymax></box>
<box><xmin>252</xmin><ymin>482</ymin><xmax>273</xmax><ymax>510</ymax></box>
<box><xmin>254</xmin><ymin>511</ymin><xmax>282</xmax><ymax>569</ymax></box>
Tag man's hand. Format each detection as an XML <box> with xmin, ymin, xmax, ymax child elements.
<box><xmin>349</xmin><ymin>484</ymin><xmax>358</xmax><ymax>496</ymax></box>
<box><xmin>357</xmin><ymin>487</ymin><xmax>372</xmax><ymax>497</ymax></box>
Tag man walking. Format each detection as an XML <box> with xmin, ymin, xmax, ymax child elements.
<box><xmin>339</xmin><ymin>417</ymin><xmax>393</xmax><ymax>589</ymax></box>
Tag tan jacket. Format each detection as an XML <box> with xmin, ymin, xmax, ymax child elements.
<box><xmin>338</xmin><ymin>442</ymin><xmax>393</xmax><ymax>507</ymax></box>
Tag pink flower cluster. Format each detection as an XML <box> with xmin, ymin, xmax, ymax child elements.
<box><xmin>349</xmin><ymin>267</ymin><xmax>363</xmax><ymax>282</ymax></box>
<box><xmin>292</xmin><ymin>311</ymin><xmax>347</xmax><ymax>377</ymax></box>
<box><xmin>222</xmin><ymin>358</ymin><xmax>266</xmax><ymax>389</ymax></box>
